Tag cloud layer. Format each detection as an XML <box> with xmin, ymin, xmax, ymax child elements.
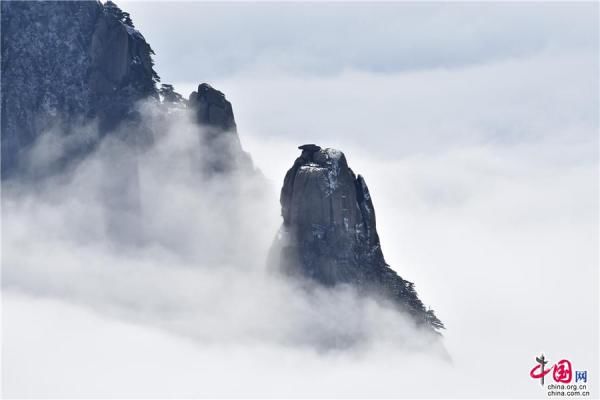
<box><xmin>3</xmin><ymin>2</ymin><xmax>598</xmax><ymax>398</ymax></box>
<box><xmin>3</xmin><ymin>103</ymin><xmax>446</xmax><ymax>398</ymax></box>
<box><xmin>122</xmin><ymin>2</ymin><xmax>597</xmax><ymax>80</ymax></box>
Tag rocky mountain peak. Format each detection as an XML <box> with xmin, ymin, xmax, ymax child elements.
<box><xmin>275</xmin><ymin>145</ymin><xmax>444</xmax><ymax>332</ymax></box>
<box><xmin>188</xmin><ymin>83</ymin><xmax>237</xmax><ymax>133</ymax></box>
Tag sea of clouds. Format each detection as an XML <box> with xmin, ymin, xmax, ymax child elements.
<box><xmin>3</xmin><ymin>2</ymin><xmax>598</xmax><ymax>398</ymax></box>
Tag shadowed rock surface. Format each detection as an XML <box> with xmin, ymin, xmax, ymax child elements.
<box><xmin>189</xmin><ymin>83</ymin><xmax>237</xmax><ymax>134</ymax></box>
<box><xmin>1</xmin><ymin>1</ymin><xmax>159</xmax><ymax>178</ymax></box>
<box><xmin>274</xmin><ymin>145</ymin><xmax>444</xmax><ymax>331</ymax></box>
<box><xmin>185</xmin><ymin>83</ymin><xmax>251</xmax><ymax>173</ymax></box>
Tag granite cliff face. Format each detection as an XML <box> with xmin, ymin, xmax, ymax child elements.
<box><xmin>275</xmin><ymin>145</ymin><xmax>444</xmax><ymax>332</ymax></box>
<box><xmin>0</xmin><ymin>1</ymin><xmax>251</xmax><ymax>179</ymax></box>
<box><xmin>1</xmin><ymin>1</ymin><xmax>159</xmax><ymax>178</ymax></box>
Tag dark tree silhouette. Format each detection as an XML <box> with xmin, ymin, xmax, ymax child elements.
<box><xmin>159</xmin><ymin>84</ymin><xmax>185</xmax><ymax>105</ymax></box>
<box><xmin>105</xmin><ymin>1</ymin><xmax>134</xmax><ymax>27</ymax></box>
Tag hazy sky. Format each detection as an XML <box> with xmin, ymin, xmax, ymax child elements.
<box><xmin>124</xmin><ymin>2</ymin><xmax>597</xmax><ymax>79</ymax></box>
<box><xmin>3</xmin><ymin>2</ymin><xmax>599</xmax><ymax>398</ymax></box>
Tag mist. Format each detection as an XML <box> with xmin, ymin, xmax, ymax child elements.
<box><xmin>2</xmin><ymin>102</ymin><xmax>450</xmax><ymax>398</ymax></box>
<box><xmin>2</xmin><ymin>2</ymin><xmax>598</xmax><ymax>398</ymax></box>
<box><xmin>4</xmin><ymin>92</ymin><xmax>596</xmax><ymax>397</ymax></box>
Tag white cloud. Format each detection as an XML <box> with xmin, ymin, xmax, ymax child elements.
<box><xmin>3</xmin><ymin>103</ymin><xmax>447</xmax><ymax>398</ymax></box>
<box><xmin>2</xmin><ymin>2</ymin><xmax>598</xmax><ymax>397</ymax></box>
<box><xmin>121</xmin><ymin>2</ymin><xmax>598</xmax><ymax>81</ymax></box>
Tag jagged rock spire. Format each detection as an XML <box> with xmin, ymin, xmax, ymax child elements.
<box><xmin>188</xmin><ymin>83</ymin><xmax>237</xmax><ymax>134</ymax></box>
<box><xmin>186</xmin><ymin>83</ymin><xmax>251</xmax><ymax>173</ymax></box>
<box><xmin>274</xmin><ymin>145</ymin><xmax>444</xmax><ymax>331</ymax></box>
